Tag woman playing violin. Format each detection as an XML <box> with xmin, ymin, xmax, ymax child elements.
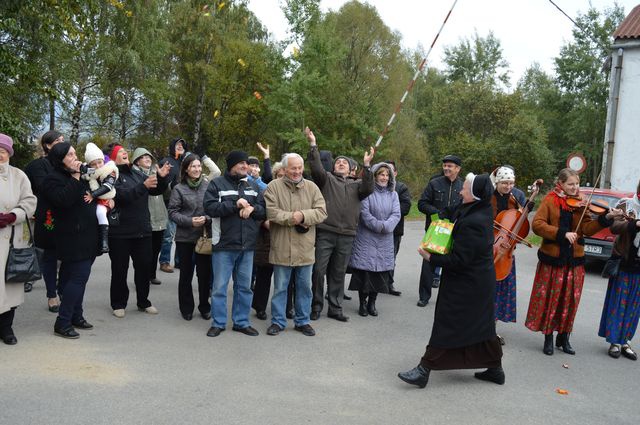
<box><xmin>525</xmin><ymin>168</ymin><xmax>623</xmax><ymax>356</ymax></box>
<box><xmin>598</xmin><ymin>178</ymin><xmax>640</xmax><ymax>361</ymax></box>
<box><xmin>490</xmin><ymin>166</ymin><xmax>528</xmax><ymax>344</ymax></box>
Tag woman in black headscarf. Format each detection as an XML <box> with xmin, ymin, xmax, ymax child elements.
<box><xmin>41</xmin><ymin>143</ymin><xmax>100</xmax><ymax>339</ymax></box>
<box><xmin>398</xmin><ymin>173</ymin><xmax>504</xmax><ymax>388</ymax></box>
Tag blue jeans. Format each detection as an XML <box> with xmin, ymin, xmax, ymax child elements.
<box><xmin>56</xmin><ymin>258</ymin><xmax>94</xmax><ymax>329</ymax></box>
<box><xmin>159</xmin><ymin>219</ymin><xmax>177</xmax><ymax>265</ymax></box>
<box><xmin>210</xmin><ymin>250</ymin><xmax>254</xmax><ymax>329</ymax></box>
<box><xmin>271</xmin><ymin>265</ymin><xmax>313</xmax><ymax>328</ymax></box>
<box><xmin>42</xmin><ymin>248</ymin><xmax>59</xmax><ymax>299</ymax></box>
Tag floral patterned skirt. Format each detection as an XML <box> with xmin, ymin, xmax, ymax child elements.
<box><xmin>495</xmin><ymin>259</ymin><xmax>517</xmax><ymax>323</ymax></box>
<box><xmin>598</xmin><ymin>271</ymin><xmax>640</xmax><ymax>344</ymax></box>
<box><xmin>525</xmin><ymin>262</ymin><xmax>585</xmax><ymax>334</ymax></box>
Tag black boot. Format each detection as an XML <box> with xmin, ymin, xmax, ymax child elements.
<box><xmin>358</xmin><ymin>291</ymin><xmax>368</xmax><ymax>317</ymax></box>
<box><xmin>398</xmin><ymin>365</ymin><xmax>430</xmax><ymax>388</ymax></box>
<box><xmin>556</xmin><ymin>332</ymin><xmax>576</xmax><ymax>355</ymax></box>
<box><xmin>98</xmin><ymin>225</ymin><xmax>110</xmax><ymax>253</ymax></box>
<box><xmin>0</xmin><ymin>309</ymin><xmax>17</xmax><ymax>345</ymax></box>
<box><xmin>474</xmin><ymin>366</ymin><xmax>505</xmax><ymax>385</ymax></box>
<box><xmin>367</xmin><ymin>293</ymin><xmax>378</xmax><ymax>317</ymax></box>
<box><xmin>543</xmin><ymin>333</ymin><xmax>554</xmax><ymax>355</ymax></box>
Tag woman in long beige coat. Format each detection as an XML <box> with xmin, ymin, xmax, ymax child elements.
<box><xmin>0</xmin><ymin>134</ymin><xmax>37</xmax><ymax>345</ymax></box>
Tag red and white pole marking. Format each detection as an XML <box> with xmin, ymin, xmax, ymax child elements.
<box><xmin>374</xmin><ymin>0</ymin><xmax>459</xmax><ymax>147</ymax></box>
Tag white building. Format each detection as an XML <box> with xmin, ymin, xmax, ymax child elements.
<box><xmin>602</xmin><ymin>5</ymin><xmax>640</xmax><ymax>191</ymax></box>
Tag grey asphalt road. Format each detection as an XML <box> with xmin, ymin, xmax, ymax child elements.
<box><xmin>1</xmin><ymin>221</ymin><xmax>638</xmax><ymax>425</ymax></box>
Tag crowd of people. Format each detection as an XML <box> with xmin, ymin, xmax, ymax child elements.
<box><xmin>1</xmin><ymin>128</ymin><xmax>639</xmax><ymax>390</ymax></box>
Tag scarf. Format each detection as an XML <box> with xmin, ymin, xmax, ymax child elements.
<box><xmin>546</xmin><ymin>182</ymin><xmax>571</xmax><ymax>211</ymax></box>
<box><xmin>187</xmin><ymin>175</ymin><xmax>204</xmax><ymax>189</ymax></box>
<box><xmin>133</xmin><ymin>164</ymin><xmax>153</xmax><ymax>176</ymax></box>
<box><xmin>284</xmin><ymin>175</ymin><xmax>303</xmax><ymax>185</ymax></box>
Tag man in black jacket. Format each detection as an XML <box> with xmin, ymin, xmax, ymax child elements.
<box><xmin>203</xmin><ymin>150</ymin><xmax>266</xmax><ymax>338</ymax></box>
<box><xmin>386</xmin><ymin>161</ymin><xmax>412</xmax><ymax>296</ymax></box>
<box><xmin>416</xmin><ymin>155</ymin><xmax>463</xmax><ymax>307</ymax></box>
<box><xmin>108</xmin><ymin>145</ymin><xmax>171</xmax><ymax>318</ymax></box>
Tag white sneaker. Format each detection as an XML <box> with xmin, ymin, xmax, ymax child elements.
<box><xmin>139</xmin><ymin>305</ymin><xmax>158</xmax><ymax>314</ymax></box>
<box><xmin>113</xmin><ymin>309</ymin><xmax>125</xmax><ymax>318</ymax></box>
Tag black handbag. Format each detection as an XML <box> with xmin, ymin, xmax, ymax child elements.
<box><xmin>107</xmin><ymin>208</ymin><xmax>120</xmax><ymax>226</ymax></box>
<box><xmin>5</xmin><ymin>220</ymin><xmax>44</xmax><ymax>283</ymax></box>
<box><xmin>601</xmin><ymin>256</ymin><xmax>621</xmax><ymax>279</ymax></box>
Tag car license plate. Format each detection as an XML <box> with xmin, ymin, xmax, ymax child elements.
<box><xmin>584</xmin><ymin>245</ymin><xmax>602</xmax><ymax>254</ymax></box>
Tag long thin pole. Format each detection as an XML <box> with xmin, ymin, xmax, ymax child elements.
<box><xmin>374</xmin><ymin>0</ymin><xmax>459</xmax><ymax>147</ymax></box>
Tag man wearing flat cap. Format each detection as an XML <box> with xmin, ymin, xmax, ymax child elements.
<box><xmin>203</xmin><ymin>150</ymin><xmax>266</xmax><ymax>338</ymax></box>
<box><xmin>416</xmin><ymin>154</ymin><xmax>463</xmax><ymax>307</ymax></box>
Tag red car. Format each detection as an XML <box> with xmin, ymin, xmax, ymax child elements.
<box><xmin>579</xmin><ymin>187</ymin><xmax>634</xmax><ymax>260</ymax></box>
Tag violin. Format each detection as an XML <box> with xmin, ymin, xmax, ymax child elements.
<box><xmin>566</xmin><ymin>195</ymin><xmax>610</xmax><ymax>215</ymax></box>
<box><xmin>566</xmin><ymin>194</ymin><xmax>634</xmax><ymax>220</ymax></box>
<box><xmin>493</xmin><ymin>178</ymin><xmax>543</xmax><ymax>281</ymax></box>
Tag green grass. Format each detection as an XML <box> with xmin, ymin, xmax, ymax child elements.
<box><xmin>406</xmin><ymin>201</ymin><xmax>423</xmax><ymax>220</ymax></box>
<box><xmin>526</xmin><ymin>234</ymin><xmax>542</xmax><ymax>246</ymax></box>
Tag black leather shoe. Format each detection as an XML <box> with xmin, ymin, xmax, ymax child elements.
<box><xmin>294</xmin><ymin>324</ymin><xmax>316</xmax><ymax>336</ymax></box>
<box><xmin>150</xmin><ymin>278</ymin><xmax>162</xmax><ymax>285</ymax></box>
<box><xmin>72</xmin><ymin>319</ymin><xmax>94</xmax><ymax>330</ymax></box>
<box><xmin>556</xmin><ymin>333</ymin><xmax>575</xmax><ymax>355</ymax></box>
<box><xmin>1</xmin><ymin>333</ymin><xmax>17</xmax><ymax>345</ymax></box>
<box><xmin>232</xmin><ymin>325</ymin><xmax>259</xmax><ymax>336</ymax></box>
<box><xmin>417</xmin><ymin>300</ymin><xmax>429</xmax><ymax>307</ymax></box>
<box><xmin>24</xmin><ymin>282</ymin><xmax>33</xmax><ymax>293</ymax></box>
<box><xmin>267</xmin><ymin>324</ymin><xmax>283</xmax><ymax>336</ymax></box>
<box><xmin>621</xmin><ymin>344</ymin><xmax>638</xmax><ymax>361</ymax></box>
<box><xmin>474</xmin><ymin>367</ymin><xmax>505</xmax><ymax>385</ymax></box>
<box><xmin>358</xmin><ymin>303</ymin><xmax>368</xmax><ymax>317</ymax></box>
<box><xmin>388</xmin><ymin>285</ymin><xmax>402</xmax><ymax>296</ymax></box>
<box><xmin>206</xmin><ymin>327</ymin><xmax>224</xmax><ymax>337</ymax></box>
<box><xmin>182</xmin><ymin>313</ymin><xmax>193</xmax><ymax>321</ymax></box>
<box><xmin>286</xmin><ymin>309</ymin><xmax>294</xmax><ymax>319</ymax></box>
<box><xmin>608</xmin><ymin>344</ymin><xmax>621</xmax><ymax>359</ymax></box>
<box><xmin>398</xmin><ymin>365</ymin><xmax>430</xmax><ymax>388</ymax></box>
<box><xmin>310</xmin><ymin>311</ymin><xmax>321</xmax><ymax>321</ymax></box>
<box><xmin>431</xmin><ymin>278</ymin><xmax>440</xmax><ymax>289</ymax></box>
<box><xmin>54</xmin><ymin>327</ymin><xmax>80</xmax><ymax>339</ymax></box>
<box><xmin>256</xmin><ymin>310</ymin><xmax>267</xmax><ymax>320</ymax></box>
<box><xmin>543</xmin><ymin>334</ymin><xmax>554</xmax><ymax>355</ymax></box>
<box><xmin>327</xmin><ymin>313</ymin><xmax>349</xmax><ymax>322</ymax></box>
<box><xmin>200</xmin><ymin>311</ymin><xmax>211</xmax><ymax>320</ymax></box>
<box><xmin>343</xmin><ymin>294</ymin><xmax>352</xmax><ymax>301</ymax></box>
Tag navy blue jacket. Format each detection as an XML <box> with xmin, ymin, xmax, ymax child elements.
<box><xmin>203</xmin><ymin>172</ymin><xmax>266</xmax><ymax>251</ymax></box>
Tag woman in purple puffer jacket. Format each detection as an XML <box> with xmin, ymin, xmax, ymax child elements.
<box><xmin>348</xmin><ymin>162</ymin><xmax>401</xmax><ymax>317</ymax></box>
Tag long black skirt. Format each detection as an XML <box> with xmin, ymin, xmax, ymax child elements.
<box><xmin>420</xmin><ymin>337</ymin><xmax>503</xmax><ymax>370</ymax></box>
<box><xmin>348</xmin><ymin>268</ymin><xmax>392</xmax><ymax>294</ymax></box>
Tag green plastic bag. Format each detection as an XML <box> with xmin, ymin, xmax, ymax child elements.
<box><xmin>420</xmin><ymin>214</ymin><xmax>454</xmax><ymax>255</ymax></box>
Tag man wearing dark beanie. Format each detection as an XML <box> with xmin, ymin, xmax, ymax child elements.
<box><xmin>203</xmin><ymin>150</ymin><xmax>266</xmax><ymax>338</ymax></box>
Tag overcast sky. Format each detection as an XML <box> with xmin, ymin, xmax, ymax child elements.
<box><xmin>247</xmin><ymin>0</ymin><xmax>638</xmax><ymax>86</ymax></box>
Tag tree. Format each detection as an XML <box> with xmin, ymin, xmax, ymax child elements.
<box><xmin>277</xmin><ymin>0</ymin><xmax>415</xmax><ymax>162</ymax></box>
<box><xmin>443</xmin><ymin>31</ymin><xmax>510</xmax><ymax>89</ymax></box>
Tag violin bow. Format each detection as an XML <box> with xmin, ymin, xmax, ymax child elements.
<box><xmin>574</xmin><ymin>170</ymin><xmax>602</xmax><ymax>233</ymax></box>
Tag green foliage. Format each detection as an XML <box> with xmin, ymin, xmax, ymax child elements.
<box><xmin>443</xmin><ymin>31</ymin><xmax>510</xmax><ymax>89</ymax></box>
<box><xmin>0</xmin><ymin>0</ymin><xmax>627</xmax><ymax>195</ymax></box>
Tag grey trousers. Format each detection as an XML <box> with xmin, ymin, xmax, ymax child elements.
<box><xmin>312</xmin><ymin>229</ymin><xmax>355</xmax><ymax>315</ymax></box>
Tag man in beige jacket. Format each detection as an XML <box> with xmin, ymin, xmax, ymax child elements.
<box><xmin>263</xmin><ymin>153</ymin><xmax>327</xmax><ymax>336</ymax></box>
